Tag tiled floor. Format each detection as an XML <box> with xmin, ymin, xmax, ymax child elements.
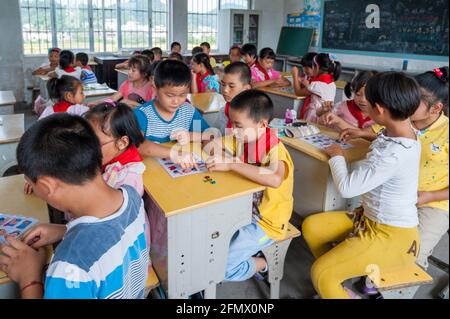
<box><xmin>14</xmin><ymin>103</ymin><xmax>449</xmax><ymax>300</ymax></box>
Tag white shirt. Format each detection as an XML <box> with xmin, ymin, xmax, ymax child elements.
<box><xmin>304</xmin><ymin>81</ymin><xmax>337</xmax><ymax>123</ymax></box>
<box><xmin>329</xmin><ymin>131</ymin><xmax>421</xmax><ymax>228</ymax></box>
<box><xmin>39</xmin><ymin>104</ymin><xmax>90</xmax><ymax>120</ymax></box>
<box><xmin>55</xmin><ymin>66</ymin><xmax>82</xmax><ymax>79</ymax></box>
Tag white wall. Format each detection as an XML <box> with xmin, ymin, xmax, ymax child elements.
<box><xmin>0</xmin><ymin>0</ymin><xmax>25</xmax><ymax>101</ymax></box>
<box><xmin>252</xmin><ymin>0</ymin><xmax>285</xmax><ymax>50</ymax></box>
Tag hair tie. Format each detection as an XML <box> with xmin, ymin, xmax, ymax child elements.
<box><xmin>313</xmin><ymin>55</ymin><xmax>319</xmax><ymax>68</ymax></box>
<box><xmin>328</xmin><ymin>53</ymin><xmax>338</xmax><ymax>63</ymax></box>
<box><xmin>433</xmin><ymin>68</ymin><xmax>444</xmax><ymax>79</ymax></box>
<box><xmin>103</xmin><ymin>99</ymin><xmax>116</xmax><ymax>107</ymax></box>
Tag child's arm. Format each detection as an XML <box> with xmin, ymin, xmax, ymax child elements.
<box><xmin>87</xmin><ymin>91</ymin><xmax>123</xmax><ymax>107</ymax></box>
<box><xmin>340</xmin><ymin>127</ymin><xmax>377</xmax><ymax>142</ymax></box>
<box><xmin>251</xmin><ymin>79</ymin><xmax>278</xmax><ymax>89</ymax></box>
<box><xmin>206</xmin><ymin>154</ymin><xmax>286</xmax><ymax>189</ymax></box>
<box><xmin>138</xmin><ymin>140</ymin><xmax>198</xmax><ymax>169</ymax></box>
<box><xmin>271</xmin><ymin>76</ymin><xmax>291</xmax><ymax>88</ymax></box>
<box><xmin>418</xmin><ymin>188</ymin><xmax>449</xmax><ymax>206</ymax></box>
<box><xmin>47</xmin><ymin>71</ymin><xmax>57</xmax><ymax>78</ymax></box>
<box><xmin>324</xmin><ymin>144</ymin><xmax>399</xmax><ymax>198</ymax></box>
<box><xmin>319</xmin><ymin>112</ymin><xmax>355</xmax><ymax>131</ymax></box>
<box><xmin>115</xmin><ymin>60</ymin><xmax>129</xmax><ymax>69</ymax></box>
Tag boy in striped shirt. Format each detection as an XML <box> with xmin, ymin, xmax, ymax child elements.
<box><xmin>0</xmin><ymin>114</ymin><xmax>149</xmax><ymax>299</ymax></box>
<box><xmin>76</xmin><ymin>52</ymin><xmax>98</xmax><ymax>85</ymax></box>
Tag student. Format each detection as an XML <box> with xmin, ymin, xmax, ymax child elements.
<box><xmin>141</xmin><ymin>49</ymin><xmax>155</xmax><ymax>63</ymax></box>
<box><xmin>48</xmin><ymin>50</ymin><xmax>82</xmax><ymax>80</ymax></box>
<box><xmin>0</xmin><ymin>114</ymin><xmax>149</xmax><ymax>299</ymax></box>
<box><xmin>85</xmin><ymin>102</ymin><xmax>151</xmax><ymax>247</ymax></box>
<box><xmin>191</xmin><ymin>53</ymin><xmax>220</xmax><ymax>93</ymax></box>
<box><xmin>220</xmin><ymin>62</ymin><xmax>252</xmax><ymax>131</ymax></box>
<box><xmin>200</xmin><ymin>42</ymin><xmax>217</xmax><ymax>68</ymax></box>
<box><xmin>223</xmin><ymin>46</ymin><xmax>242</xmax><ymax>68</ymax></box>
<box><xmin>191</xmin><ymin>46</ymin><xmax>203</xmax><ymax>57</ymax></box>
<box><xmin>251</xmin><ymin>48</ymin><xmax>291</xmax><ymax>89</ymax></box>
<box><xmin>341</xmin><ymin>68</ymin><xmax>449</xmax><ymax>291</ymax></box>
<box><xmin>293</xmin><ymin>53</ymin><xmax>341</xmax><ymax>123</ymax></box>
<box><xmin>319</xmin><ymin>70</ymin><xmax>377</xmax><ymax>131</ymax></box>
<box><xmin>134</xmin><ymin>59</ymin><xmax>210</xmax><ymax>144</ymax></box>
<box><xmin>206</xmin><ymin>90</ymin><xmax>294</xmax><ymax>281</ymax></box>
<box><xmin>151</xmin><ymin>47</ymin><xmax>163</xmax><ymax>61</ymax></box>
<box><xmin>32</xmin><ymin>47</ymin><xmax>60</xmax><ymax>76</ymax></box>
<box><xmin>89</xmin><ymin>55</ymin><xmax>153</xmax><ymax>109</ymax></box>
<box><xmin>39</xmin><ymin>75</ymin><xmax>89</xmax><ymax>120</ymax></box>
<box><xmin>168</xmin><ymin>52</ymin><xmax>184</xmax><ymax>62</ymax></box>
<box><xmin>240</xmin><ymin>43</ymin><xmax>258</xmax><ymax>68</ymax></box>
<box><xmin>171</xmin><ymin>42</ymin><xmax>182</xmax><ymax>54</ymax></box>
<box><xmin>33</xmin><ymin>48</ymin><xmax>61</xmax><ymax>115</ymax></box>
<box><xmin>75</xmin><ymin>52</ymin><xmax>98</xmax><ymax>85</ymax></box>
<box><xmin>302</xmin><ymin>72</ymin><xmax>422</xmax><ymax>299</ymax></box>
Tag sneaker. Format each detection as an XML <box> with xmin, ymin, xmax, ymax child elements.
<box><xmin>344</xmin><ymin>287</ymin><xmax>362</xmax><ymax>299</ymax></box>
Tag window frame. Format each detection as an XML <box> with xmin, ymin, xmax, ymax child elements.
<box><xmin>20</xmin><ymin>0</ymin><xmax>170</xmax><ymax>56</ymax></box>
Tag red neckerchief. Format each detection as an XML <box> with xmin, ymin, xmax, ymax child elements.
<box><xmin>255</xmin><ymin>62</ymin><xmax>270</xmax><ymax>81</ymax></box>
<box><xmin>64</xmin><ymin>66</ymin><xmax>76</xmax><ymax>73</ymax></box>
<box><xmin>196</xmin><ymin>72</ymin><xmax>210</xmax><ymax>91</ymax></box>
<box><xmin>299</xmin><ymin>73</ymin><xmax>334</xmax><ymax>119</ymax></box>
<box><xmin>82</xmin><ymin>66</ymin><xmax>92</xmax><ymax>71</ymax></box>
<box><xmin>241</xmin><ymin>128</ymin><xmax>280</xmax><ymax>166</ymax></box>
<box><xmin>224</xmin><ymin>102</ymin><xmax>232</xmax><ymax>128</ymax></box>
<box><xmin>102</xmin><ymin>145</ymin><xmax>143</xmax><ymax>172</ymax></box>
<box><xmin>53</xmin><ymin>100</ymin><xmax>73</xmax><ymax>113</ymax></box>
<box><xmin>347</xmin><ymin>100</ymin><xmax>372</xmax><ymax>129</ymax></box>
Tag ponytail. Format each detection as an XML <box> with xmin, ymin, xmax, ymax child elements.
<box><xmin>415</xmin><ymin>66</ymin><xmax>449</xmax><ymax>113</ymax></box>
<box><xmin>193</xmin><ymin>53</ymin><xmax>215</xmax><ymax>76</ymax></box>
<box><xmin>46</xmin><ymin>75</ymin><xmax>82</xmax><ymax>102</ymax></box>
<box><xmin>313</xmin><ymin>53</ymin><xmax>341</xmax><ymax>81</ymax></box>
<box><xmin>344</xmin><ymin>82</ymin><xmax>352</xmax><ymax>99</ymax></box>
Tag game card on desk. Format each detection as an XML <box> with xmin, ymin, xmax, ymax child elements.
<box><xmin>0</xmin><ymin>213</ymin><xmax>39</xmax><ymax>245</ymax></box>
<box><xmin>157</xmin><ymin>153</ymin><xmax>208</xmax><ymax>179</ymax></box>
<box><xmin>300</xmin><ymin>133</ymin><xmax>353</xmax><ymax>150</ymax></box>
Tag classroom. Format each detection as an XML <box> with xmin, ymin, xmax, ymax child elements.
<box><xmin>0</xmin><ymin>0</ymin><xmax>448</xmax><ymax>302</ymax></box>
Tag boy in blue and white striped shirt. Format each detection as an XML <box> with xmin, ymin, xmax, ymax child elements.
<box><xmin>134</xmin><ymin>60</ymin><xmax>210</xmax><ymax>144</ymax></box>
<box><xmin>76</xmin><ymin>52</ymin><xmax>98</xmax><ymax>85</ymax></box>
<box><xmin>0</xmin><ymin>114</ymin><xmax>149</xmax><ymax>299</ymax></box>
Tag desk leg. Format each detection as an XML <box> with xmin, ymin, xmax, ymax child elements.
<box><xmin>149</xmin><ymin>194</ymin><xmax>253</xmax><ymax>299</ymax></box>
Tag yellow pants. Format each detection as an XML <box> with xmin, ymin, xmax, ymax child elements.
<box><xmin>302</xmin><ymin>212</ymin><xmax>419</xmax><ymax>299</ymax></box>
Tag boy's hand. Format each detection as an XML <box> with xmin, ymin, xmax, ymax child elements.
<box><xmin>206</xmin><ymin>154</ymin><xmax>232</xmax><ymax>172</ymax></box>
<box><xmin>0</xmin><ymin>236</ymin><xmax>47</xmax><ymax>288</ymax></box>
<box><xmin>340</xmin><ymin>128</ymin><xmax>364</xmax><ymax>142</ymax></box>
<box><xmin>22</xmin><ymin>224</ymin><xmax>66</xmax><ymax>249</ymax></box>
<box><xmin>170</xmin><ymin>129</ymin><xmax>191</xmax><ymax>146</ymax></box>
<box><xmin>324</xmin><ymin>144</ymin><xmax>345</xmax><ymax>158</ymax></box>
<box><xmin>24</xmin><ymin>181</ymin><xmax>33</xmax><ymax>195</ymax></box>
<box><xmin>170</xmin><ymin>149</ymin><xmax>199</xmax><ymax>170</ymax></box>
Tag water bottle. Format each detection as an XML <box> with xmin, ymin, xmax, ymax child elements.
<box><xmin>285</xmin><ymin>109</ymin><xmax>296</xmax><ymax>124</ymax></box>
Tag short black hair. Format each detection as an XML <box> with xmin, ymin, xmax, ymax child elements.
<box><xmin>75</xmin><ymin>52</ymin><xmax>89</xmax><ymax>66</ymax></box>
<box><xmin>200</xmin><ymin>42</ymin><xmax>211</xmax><ymax>49</ymax></box>
<box><xmin>229</xmin><ymin>46</ymin><xmax>241</xmax><ymax>54</ymax></box>
<box><xmin>224</xmin><ymin>62</ymin><xmax>251</xmax><ymax>85</ymax></box>
<box><xmin>128</xmin><ymin>55</ymin><xmax>151</xmax><ymax>80</ymax></box>
<box><xmin>149</xmin><ymin>60</ymin><xmax>162</xmax><ymax>77</ymax></box>
<box><xmin>365</xmin><ymin>72</ymin><xmax>421</xmax><ymax>120</ymax></box>
<box><xmin>141</xmin><ymin>49</ymin><xmax>155</xmax><ymax>62</ymax></box>
<box><xmin>192</xmin><ymin>46</ymin><xmax>203</xmax><ymax>56</ymax></box>
<box><xmin>240</xmin><ymin>44</ymin><xmax>257</xmax><ymax>59</ymax></box>
<box><xmin>259</xmin><ymin>47</ymin><xmax>276</xmax><ymax>60</ymax></box>
<box><xmin>47</xmin><ymin>75</ymin><xmax>82</xmax><ymax>102</ymax></box>
<box><xmin>59</xmin><ymin>50</ymin><xmax>75</xmax><ymax>69</ymax></box>
<box><xmin>171</xmin><ymin>42</ymin><xmax>181</xmax><ymax>50</ymax></box>
<box><xmin>169</xmin><ymin>52</ymin><xmax>184</xmax><ymax>62</ymax></box>
<box><xmin>84</xmin><ymin>103</ymin><xmax>145</xmax><ymax>149</ymax></box>
<box><xmin>300</xmin><ymin>52</ymin><xmax>317</xmax><ymax>68</ymax></box>
<box><xmin>230</xmin><ymin>89</ymin><xmax>274</xmax><ymax>123</ymax></box>
<box><xmin>415</xmin><ymin>66</ymin><xmax>449</xmax><ymax>111</ymax></box>
<box><xmin>17</xmin><ymin>113</ymin><xmax>102</xmax><ymax>184</ymax></box>
<box><xmin>345</xmin><ymin>70</ymin><xmax>378</xmax><ymax>99</ymax></box>
<box><xmin>154</xmin><ymin>59</ymin><xmax>191</xmax><ymax>89</ymax></box>
<box><xmin>151</xmin><ymin>47</ymin><xmax>163</xmax><ymax>56</ymax></box>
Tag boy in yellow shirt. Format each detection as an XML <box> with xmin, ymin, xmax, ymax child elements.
<box><xmin>206</xmin><ymin>90</ymin><xmax>294</xmax><ymax>281</ymax></box>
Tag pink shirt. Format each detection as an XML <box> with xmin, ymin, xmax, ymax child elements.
<box><xmin>251</xmin><ymin>64</ymin><xmax>281</xmax><ymax>83</ymax></box>
<box><xmin>334</xmin><ymin>100</ymin><xmax>374</xmax><ymax>129</ymax></box>
<box><xmin>119</xmin><ymin>80</ymin><xmax>154</xmax><ymax>103</ymax></box>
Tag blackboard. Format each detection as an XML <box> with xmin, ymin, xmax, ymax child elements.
<box><xmin>276</xmin><ymin>27</ymin><xmax>314</xmax><ymax>57</ymax></box>
<box><xmin>321</xmin><ymin>0</ymin><xmax>449</xmax><ymax>57</ymax></box>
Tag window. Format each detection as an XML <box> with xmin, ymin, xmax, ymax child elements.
<box><xmin>20</xmin><ymin>0</ymin><xmax>169</xmax><ymax>55</ymax></box>
<box><xmin>187</xmin><ymin>0</ymin><xmax>250</xmax><ymax>50</ymax></box>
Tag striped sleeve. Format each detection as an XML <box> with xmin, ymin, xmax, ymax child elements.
<box><xmin>44</xmin><ymin>262</ymin><xmax>98</xmax><ymax>299</ymax></box>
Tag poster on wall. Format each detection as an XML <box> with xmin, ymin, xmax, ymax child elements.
<box><xmin>287</xmin><ymin>0</ymin><xmax>322</xmax><ymax>48</ymax></box>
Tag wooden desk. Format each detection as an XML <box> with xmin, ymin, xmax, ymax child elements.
<box><xmin>0</xmin><ymin>91</ymin><xmax>16</xmax><ymax>115</ymax></box>
<box><xmin>258</xmin><ymin>86</ymin><xmax>305</xmax><ymax>118</ymax></box>
<box><xmin>0</xmin><ymin>175</ymin><xmax>50</xmax><ymax>297</ymax></box>
<box><xmin>143</xmin><ymin>144</ymin><xmax>265</xmax><ymax>299</ymax></box>
<box><xmin>0</xmin><ymin>114</ymin><xmax>24</xmax><ymax>177</ymax></box>
<box><xmin>189</xmin><ymin>93</ymin><xmax>226</xmax><ymax>129</ymax></box>
<box><xmin>281</xmin><ymin>124</ymin><xmax>370</xmax><ymax>217</ymax></box>
<box><xmin>115</xmin><ymin>68</ymin><xmax>128</xmax><ymax>88</ymax></box>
